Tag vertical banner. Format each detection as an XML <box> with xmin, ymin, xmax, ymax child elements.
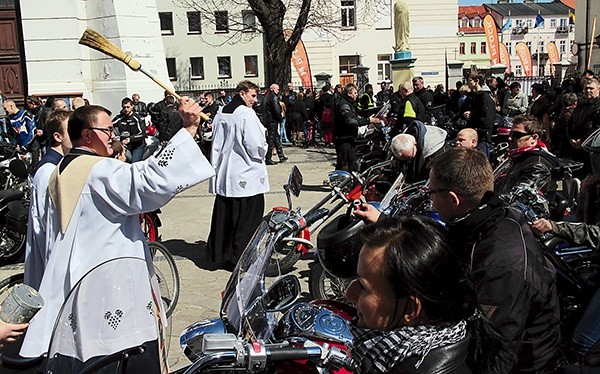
<box><xmin>499</xmin><ymin>42</ymin><xmax>511</xmax><ymax>74</ymax></box>
<box><xmin>515</xmin><ymin>42</ymin><xmax>533</xmax><ymax>77</ymax></box>
<box><xmin>483</xmin><ymin>15</ymin><xmax>500</xmax><ymax>65</ymax></box>
<box><xmin>284</xmin><ymin>29</ymin><xmax>313</xmax><ymax>90</ymax></box>
<box><xmin>546</xmin><ymin>41</ymin><xmax>560</xmax><ymax>76</ymax></box>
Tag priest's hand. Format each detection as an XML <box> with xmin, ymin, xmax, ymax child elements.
<box><xmin>179</xmin><ymin>96</ymin><xmax>202</xmax><ymax>137</ymax></box>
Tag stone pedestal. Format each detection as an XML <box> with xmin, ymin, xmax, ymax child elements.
<box><xmin>447</xmin><ymin>60</ymin><xmax>465</xmax><ymax>86</ymax></box>
<box><xmin>314</xmin><ymin>72</ymin><xmax>332</xmax><ymax>89</ymax></box>
<box><xmin>390</xmin><ymin>50</ymin><xmax>416</xmax><ymax>86</ymax></box>
<box><xmin>489</xmin><ymin>64</ymin><xmax>507</xmax><ymax>78</ymax></box>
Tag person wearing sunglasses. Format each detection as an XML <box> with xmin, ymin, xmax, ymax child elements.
<box><xmin>494</xmin><ymin>115</ymin><xmax>559</xmax><ymax>197</ymax></box>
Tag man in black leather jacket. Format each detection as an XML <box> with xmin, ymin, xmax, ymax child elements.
<box><xmin>494</xmin><ymin>115</ymin><xmax>558</xmax><ymax>197</ymax></box>
<box><xmin>262</xmin><ymin>83</ymin><xmax>287</xmax><ymax>165</ymax></box>
<box><xmin>428</xmin><ymin>148</ymin><xmax>560</xmax><ymax>373</ymax></box>
<box><xmin>112</xmin><ymin>97</ymin><xmax>146</xmax><ymax>162</ymax></box>
<box><xmin>333</xmin><ymin>83</ymin><xmax>380</xmax><ymax>171</ymax></box>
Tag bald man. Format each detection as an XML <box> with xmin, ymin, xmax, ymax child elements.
<box><xmin>456</xmin><ymin>128</ymin><xmax>478</xmax><ymax>148</ymax></box>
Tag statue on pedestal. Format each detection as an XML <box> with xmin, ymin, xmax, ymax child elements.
<box><xmin>393</xmin><ymin>0</ymin><xmax>410</xmax><ymax>52</ymax></box>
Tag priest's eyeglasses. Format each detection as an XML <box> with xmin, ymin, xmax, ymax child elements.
<box><xmin>88</xmin><ymin>127</ymin><xmax>114</xmax><ymax>136</ymax></box>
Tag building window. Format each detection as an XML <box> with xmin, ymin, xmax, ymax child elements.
<box><xmin>166</xmin><ymin>58</ymin><xmax>177</xmax><ymax>80</ymax></box>
<box><xmin>459</xmin><ymin>42</ymin><xmax>465</xmax><ymax>55</ymax></box>
<box><xmin>516</xmin><ymin>19</ymin><xmax>523</xmax><ymax>27</ymax></box>
<box><xmin>560</xmin><ymin>18</ymin><xmax>567</xmax><ymax>27</ymax></box>
<box><xmin>341</xmin><ymin>0</ymin><xmax>356</xmax><ymax>29</ymax></box>
<box><xmin>515</xmin><ymin>65</ymin><xmax>522</xmax><ymax>76</ymax></box>
<box><xmin>244</xmin><ymin>55</ymin><xmax>258</xmax><ymax>77</ymax></box>
<box><xmin>217</xmin><ymin>56</ymin><xmax>231</xmax><ymax>78</ymax></box>
<box><xmin>470</xmin><ymin>42</ymin><xmax>476</xmax><ymax>54</ymax></box>
<box><xmin>215</xmin><ymin>11</ymin><xmax>228</xmax><ymax>33</ymax></box>
<box><xmin>481</xmin><ymin>42</ymin><xmax>486</xmax><ymax>54</ymax></box>
<box><xmin>339</xmin><ymin>55</ymin><xmax>359</xmax><ymax>74</ymax></box>
<box><xmin>473</xmin><ymin>17</ymin><xmax>481</xmax><ymax>27</ymax></box>
<box><xmin>187</xmin><ymin>11</ymin><xmax>201</xmax><ymax>34</ymax></box>
<box><xmin>526</xmin><ymin>19</ymin><xmax>533</xmax><ymax>28</ymax></box>
<box><xmin>508</xmin><ymin>42</ymin><xmax>512</xmax><ymax>55</ymax></box>
<box><xmin>159</xmin><ymin>12</ymin><xmax>173</xmax><ymax>35</ymax></box>
<box><xmin>559</xmin><ymin>40</ymin><xmax>566</xmax><ymax>54</ymax></box>
<box><xmin>526</xmin><ymin>41</ymin><xmax>532</xmax><ymax>49</ymax></box>
<box><xmin>242</xmin><ymin>10</ymin><xmax>256</xmax><ymax>32</ymax></box>
<box><xmin>550</xmin><ymin>19</ymin><xmax>557</xmax><ymax>28</ymax></box>
<box><xmin>190</xmin><ymin>57</ymin><xmax>204</xmax><ymax>79</ymax></box>
<box><xmin>377</xmin><ymin>54</ymin><xmax>392</xmax><ymax>82</ymax></box>
<box><xmin>461</xmin><ymin>17</ymin><xmax>469</xmax><ymax>28</ymax></box>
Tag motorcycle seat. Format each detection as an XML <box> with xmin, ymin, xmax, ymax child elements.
<box><xmin>0</xmin><ymin>189</ymin><xmax>24</xmax><ymax>207</ymax></box>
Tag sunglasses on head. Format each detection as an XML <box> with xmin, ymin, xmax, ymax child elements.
<box><xmin>509</xmin><ymin>131</ymin><xmax>534</xmax><ymax>140</ymax></box>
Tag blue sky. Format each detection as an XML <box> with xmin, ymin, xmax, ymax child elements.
<box><xmin>458</xmin><ymin>0</ymin><xmax>553</xmax><ymax>5</ymax></box>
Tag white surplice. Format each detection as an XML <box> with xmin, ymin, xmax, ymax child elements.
<box><xmin>209</xmin><ymin>104</ymin><xmax>269</xmax><ymax>197</ymax></box>
<box><xmin>20</xmin><ymin>128</ymin><xmax>214</xmax><ymax>359</ymax></box>
<box><xmin>24</xmin><ymin>160</ymin><xmax>60</xmax><ymax>290</ymax></box>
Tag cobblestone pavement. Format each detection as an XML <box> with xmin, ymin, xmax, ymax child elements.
<box><xmin>0</xmin><ymin>144</ymin><xmax>339</xmax><ymax>371</ymax></box>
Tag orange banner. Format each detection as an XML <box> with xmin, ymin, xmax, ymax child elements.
<box><xmin>515</xmin><ymin>42</ymin><xmax>533</xmax><ymax>77</ymax></box>
<box><xmin>285</xmin><ymin>29</ymin><xmax>312</xmax><ymax>90</ymax></box>
<box><xmin>546</xmin><ymin>41</ymin><xmax>560</xmax><ymax>75</ymax></box>
<box><xmin>499</xmin><ymin>42</ymin><xmax>511</xmax><ymax>74</ymax></box>
<box><xmin>483</xmin><ymin>15</ymin><xmax>500</xmax><ymax>65</ymax></box>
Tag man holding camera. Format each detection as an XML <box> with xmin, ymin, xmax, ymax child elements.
<box><xmin>112</xmin><ymin>97</ymin><xmax>146</xmax><ymax>162</ymax></box>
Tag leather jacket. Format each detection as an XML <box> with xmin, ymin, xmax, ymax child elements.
<box><xmin>333</xmin><ymin>94</ymin><xmax>369</xmax><ymax>142</ymax></box>
<box><xmin>112</xmin><ymin>112</ymin><xmax>146</xmax><ymax>149</ymax></box>
<box><xmin>391</xmin><ymin>334</ymin><xmax>472</xmax><ymax>374</ymax></box>
<box><xmin>263</xmin><ymin>92</ymin><xmax>283</xmax><ymax>125</ymax></box>
<box><xmin>494</xmin><ymin>146</ymin><xmax>558</xmax><ymax>197</ymax></box>
<box><xmin>551</xmin><ymin>220</ymin><xmax>600</xmax><ymax>250</ymax></box>
<box><xmin>448</xmin><ymin>195</ymin><xmax>561</xmax><ymax>373</ymax></box>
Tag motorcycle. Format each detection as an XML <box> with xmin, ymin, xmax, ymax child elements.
<box><xmin>502</xmin><ymin>177</ymin><xmax>600</xmax><ymax>364</ymax></box>
<box><xmin>309</xmin><ymin>173</ymin><xmax>432</xmax><ymax>302</ymax></box>
<box><xmin>265</xmin><ymin>160</ymin><xmax>395</xmax><ymax>277</ymax></box>
<box><xmin>178</xmin><ymin>166</ymin><xmax>356</xmax><ymax>373</ymax></box>
<box><xmin>0</xmin><ymin>158</ymin><xmax>31</xmax><ymax>264</ymax></box>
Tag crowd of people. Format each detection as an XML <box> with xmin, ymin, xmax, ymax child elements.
<box><xmin>0</xmin><ymin>67</ymin><xmax>599</xmax><ymax>372</ymax></box>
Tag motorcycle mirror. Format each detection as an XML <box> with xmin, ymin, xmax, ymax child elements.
<box><xmin>9</xmin><ymin>159</ymin><xmax>28</xmax><ymax>179</ymax></box>
<box><xmin>261</xmin><ymin>275</ymin><xmax>301</xmax><ymax>313</ymax></box>
<box><xmin>286</xmin><ymin>166</ymin><xmax>303</xmax><ymax>198</ymax></box>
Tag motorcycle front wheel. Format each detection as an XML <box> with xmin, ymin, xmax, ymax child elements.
<box><xmin>0</xmin><ymin>226</ymin><xmax>25</xmax><ymax>264</ymax></box>
<box><xmin>265</xmin><ymin>238</ymin><xmax>302</xmax><ymax>277</ymax></box>
<box><xmin>309</xmin><ymin>261</ymin><xmax>350</xmax><ymax>303</ymax></box>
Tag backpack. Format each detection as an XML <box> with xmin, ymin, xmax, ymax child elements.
<box><xmin>321</xmin><ymin>107</ymin><xmax>333</xmax><ymax>123</ymax></box>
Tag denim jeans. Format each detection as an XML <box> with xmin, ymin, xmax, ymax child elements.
<box><xmin>131</xmin><ymin>146</ymin><xmax>146</xmax><ymax>162</ymax></box>
<box><xmin>572</xmin><ymin>289</ymin><xmax>600</xmax><ymax>359</ymax></box>
<box><xmin>279</xmin><ymin>119</ymin><xmax>290</xmax><ymax>143</ymax></box>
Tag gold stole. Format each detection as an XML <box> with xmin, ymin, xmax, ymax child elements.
<box><xmin>48</xmin><ymin>155</ymin><xmax>103</xmax><ymax>234</ymax></box>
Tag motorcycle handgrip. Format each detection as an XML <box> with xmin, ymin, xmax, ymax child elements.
<box><xmin>266</xmin><ymin>346</ymin><xmax>322</xmax><ymax>362</ymax></box>
<box><xmin>304</xmin><ymin>208</ymin><xmax>330</xmax><ymax>227</ymax></box>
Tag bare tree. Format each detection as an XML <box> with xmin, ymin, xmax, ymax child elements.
<box><xmin>174</xmin><ymin>0</ymin><xmax>382</xmax><ymax>87</ymax></box>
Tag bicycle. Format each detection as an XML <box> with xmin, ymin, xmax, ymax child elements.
<box><xmin>148</xmin><ymin>241</ymin><xmax>180</xmax><ymax>318</ymax></box>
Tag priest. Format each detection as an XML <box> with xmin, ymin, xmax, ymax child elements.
<box><xmin>20</xmin><ymin>97</ymin><xmax>214</xmax><ymax>372</ymax></box>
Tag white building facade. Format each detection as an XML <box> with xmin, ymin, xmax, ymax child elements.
<box><xmin>18</xmin><ymin>0</ymin><xmax>171</xmax><ymax>113</ymax></box>
<box><xmin>485</xmin><ymin>1</ymin><xmax>576</xmax><ymax>77</ymax></box>
<box><xmin>156</xmin><ymin>0</ymin><xmax>458</xmax><ymax>90</ymax></box>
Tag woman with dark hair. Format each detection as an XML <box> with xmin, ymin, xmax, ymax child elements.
<box><xmin>346</xmin><ymin>216</ymin><xmax>513</xmax><ymax>373</ymax></box>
